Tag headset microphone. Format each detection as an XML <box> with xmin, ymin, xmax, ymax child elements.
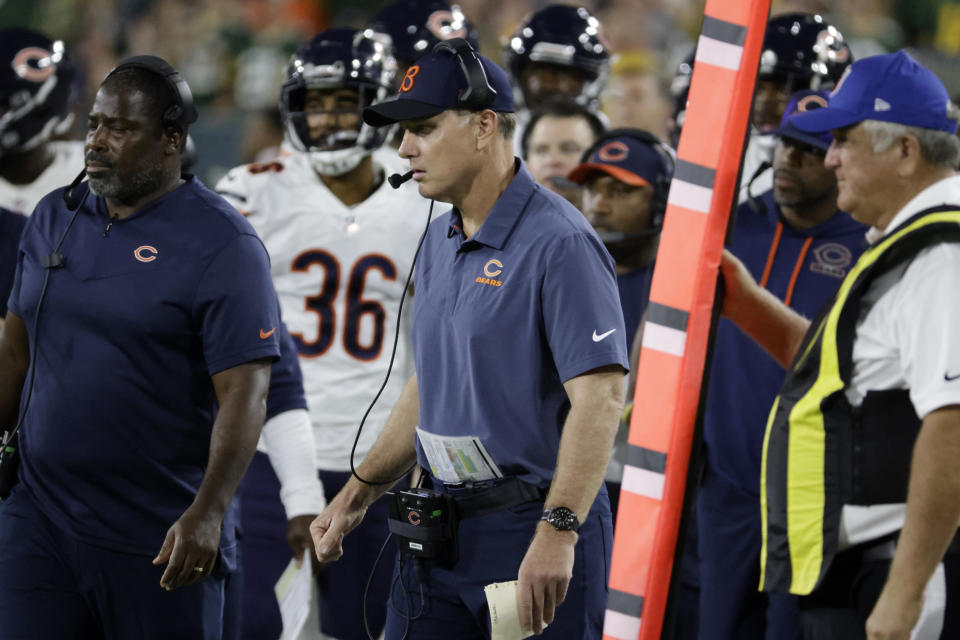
<box><xmin>62</xmin><ymin>168</ymin><xmax>88</xmax><ymax>211</ymax></box>
<box><xmin>745</xmin><ymin>160</ymin><xmax>772</xmax><ymax>215</ymax></box>
<box><xmin>388</xmin><ymin>170</ymin><xmax>414</xmax><ymax>189</ymax></box>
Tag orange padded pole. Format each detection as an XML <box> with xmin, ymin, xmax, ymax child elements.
<box><xmin>603</xmin><ymin>2</ymin><xmax>769</xmax><ymax>638</ymax></box>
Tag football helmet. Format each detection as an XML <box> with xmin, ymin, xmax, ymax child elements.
<box><xmin>368</xmin><ymin>0</ymin><xmax>478</xmax><ymax>69</ymax></box>
<box><xmin>0</xmin><ymin>28</ymin><xmax>76</xmax><ymax>157</ymax></box>
<box><xmin>504</xmin><ymin>4</ymin><xmax>610</xmax><ymax>111</ymax></box>
<box><xmin>760</xmin><ymin>13</ymin><xmax>852</xmax><ymax>91</ymax></box>
<box><xmin>280</xmin><ymin>28</ymin><xmax>397</xmax><ymax>176</ymax></box>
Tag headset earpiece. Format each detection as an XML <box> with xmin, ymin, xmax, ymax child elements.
<box><xmin>105</xmin><ymin>55</ymin><xmax>197</xmax><ymax>131</ymax></box>
<box><xmin>432</xmin><ymin>38</ymin><xmax>496</xmax><ymax>111</ymax></box>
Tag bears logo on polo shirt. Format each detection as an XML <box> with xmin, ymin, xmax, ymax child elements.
<box><xmin>476</xmin><ymin>259</ymin><xmax>503</xmax><ymax>287</ymax></box>
<box><xmin>134</xmin><ymin>245</ymin><xmax>158</xmax><ymax>263</ymax></box>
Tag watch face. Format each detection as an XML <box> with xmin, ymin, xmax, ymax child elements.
<box><xmin>544</xmin><ymin>507</ymin><xmax>579</xmax><ymax>531</ymax></box>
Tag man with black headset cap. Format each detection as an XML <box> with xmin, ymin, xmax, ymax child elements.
<box><xmin>0</xmin><ymin>55</ymin><xmax>280</xmax><ymax>639</ymax></box>
<box><xmin>310</xmin><ymin>38</ymin><xmax>628</xmax><ymax>639</ymax></box>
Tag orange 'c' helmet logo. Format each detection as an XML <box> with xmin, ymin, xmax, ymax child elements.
<box><xmin>12</xmin><ymin>47</ymin><xmax>56</xmax><ymax>83</ymax></box>
<box><xmin>400</xmin><ymin>66</ymin><xmax>420</xmax><ymax>93</ymax></box>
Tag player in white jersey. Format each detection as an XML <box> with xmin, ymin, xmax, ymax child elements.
<box><xmin>217</xmin><ymin>28</ymin><xmax>426</xmax><ymax>640</ymax></box>
<box><xmin>0</xmin><ymin>28</ymin><xmax>83</xmax><ymax>215</ymax></box>
<box><xmin>220</xmin><ymin>150</ymin><xmax>423</xmax><ymax>469</ymax></box>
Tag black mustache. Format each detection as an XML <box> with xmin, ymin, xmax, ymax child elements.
<box><xmin>85</xmin><ymin>154</ymin><xmax>113</xmax><ymax>167</ymax></box>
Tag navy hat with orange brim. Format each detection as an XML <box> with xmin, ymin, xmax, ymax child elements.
<box><xmin>363</xmin><ymin>45</ymin><xmax>513</xmax><ymax>126</ymax></box>
<box><xmin>567</xmin><ymin>135</ymin><xmax>664</xmax><ymax>187</ymax></box>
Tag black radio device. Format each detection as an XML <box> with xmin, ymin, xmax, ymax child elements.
<box><xmin>387</xmin><ymin>488</ymin><xmax>459</xmax><ymax>568</ymax></box>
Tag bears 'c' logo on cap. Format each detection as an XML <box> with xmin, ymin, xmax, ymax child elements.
<box><xmin>597</xmin><ymin>141</ymin><xmax>629</xmax><ymax>162</ymax></box>
<box><xmin>796</xmin><ymin>94</ymin><xmax>828</xmax><ymax>112</ymax></box>
<box><xmin>400</xmin><ymin>65</ymin><xmax>420</xmax><ymax>93</ymax></box>
<box><xmin>12</xmin><ymin>47</ymin><xmax>57</xmax><ymax>83</ymax></box>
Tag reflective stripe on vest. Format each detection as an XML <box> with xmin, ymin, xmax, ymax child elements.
<box><xmin>760</xmin><ymin>208</ymin><xmax>960</xmax><ymax>595</ymax></box>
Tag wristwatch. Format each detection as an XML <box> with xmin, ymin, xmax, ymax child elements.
<box><xmin>540</xmin><ymin>506</ymin><xmax>580</xmax><ymax>532</ymax></box>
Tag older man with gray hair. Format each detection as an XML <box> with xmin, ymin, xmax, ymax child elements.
<box><xmin>717</xmin><ymin>51</ymin><xmax>960</xmax><ymax>640</ymax></box>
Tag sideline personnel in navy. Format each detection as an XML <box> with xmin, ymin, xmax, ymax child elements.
<box><xmin>309</xmin><ymin>40</ymin><xmax>628</xmax><ymax>639</ymax></box>
<box><xmin>0</xmin><ymin>57</ymin><xmax>280</xmax><ymax>638</ymax></box>
<box><xmin>719</xmin><ymin>52</ymin><xmax>960</xmax><ymax>639</ymax></box>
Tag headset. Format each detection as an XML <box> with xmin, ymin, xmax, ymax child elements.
<box><xmin>432</xmin><ymin>38</ymin><xmax>497</xmax><ymax>111</ymax></box>
<box><xmin>104</xmin><ymin>55</ymin><xmax>198</xmax><ymax>131</ymax></box>
<box><xmin>580</xmin><ymin>127</ymin><xmax>676</xmax><ymax>230</ymax></box>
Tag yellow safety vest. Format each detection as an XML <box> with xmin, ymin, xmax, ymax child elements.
<box><xmin>759</xmin><ymin>207</ymin><xmax>960</xmax><ymax>595</ymax></box>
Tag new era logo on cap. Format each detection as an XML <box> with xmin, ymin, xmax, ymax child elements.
<box><xmin>791</xmin><ymin>50</ymin><xmax>958</xmax><ymax>135</ymax></box>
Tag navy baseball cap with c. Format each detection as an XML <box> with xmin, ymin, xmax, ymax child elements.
<box><xmin>768</xmin><ymin>89</ymin><xmax>833</xmax><ymax>151</ymax></box>
<box><xmin>363</xmin><ymin>39</ymin><xmax>514</xmax><ymax>126</ymax></box>
<box><xmin>791</xmin><ymin>50</ymin><xmax>958</xmax><ymax>135</ymax></box>
<box><xmin>567</xmin><ymin>132</ymin><xmax>668</xmax><ymax>188</ymax></box>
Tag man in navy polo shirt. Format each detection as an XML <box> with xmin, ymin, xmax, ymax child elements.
<box><xmin>310</xmin><ymin>40</ymin><xmax>628</xmax><ymax>639</ymax></box>
<box><xmin>0</xmin><ymin>57</ymin><xmax>280</xmax><ymax>638</ymax></box>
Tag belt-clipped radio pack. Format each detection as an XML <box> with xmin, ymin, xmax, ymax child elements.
<box><xmin>387</xmin><ymin>488</ymin><xmax>458</xmax><ymax>568</ymax></box>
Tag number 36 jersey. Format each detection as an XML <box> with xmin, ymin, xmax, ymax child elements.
<box><xmin>216</xmin><ymin>151</ymin><xmax>426</xmax><ymax>470</ymax></box>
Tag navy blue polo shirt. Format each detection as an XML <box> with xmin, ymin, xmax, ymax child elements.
<box><xmin>703</xmin><ymin>191</ymin><xmax>866</xmax><ymax>494</ymax></box>
<box><xmin>7</xmin><ymin>177</ymin><xmax>280</xmax><ymax>557</ymax></box>
<box><xmin>412</xmin><ymin>161</ymin><xmax>628</xmax><ymax>488</ymax></box>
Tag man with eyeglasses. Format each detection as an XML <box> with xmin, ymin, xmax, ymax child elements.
<box><xmin>695</xmin><ymin>90</ymin><xmax>867</xmax><ymax>640</ymax></box>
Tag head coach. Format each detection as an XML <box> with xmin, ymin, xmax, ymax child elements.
<box><xmin>718</xmin><ymin>51</ymin><xmax>960</xmax><ymax>639</ymax></box>
<box><xmin>309</xmin><ymin>39</ymin><xmax>628</xmax><ymax>638</ymax></box>
<box><xmin>0</xmin><ymin>56</ymin><xmax>280</xmax><ymax>638</ymax></box>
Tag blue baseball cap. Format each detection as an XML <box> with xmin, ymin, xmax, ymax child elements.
<box><xmin>363</xmin><ymin>42</ymin><xmax>514</xmax><ymax>126</ymax></box>
<box><xmin>791</xmin><ymin>50</ymin><xmax>958</xmax><ymax>135</ymax></box>
<box><xmin>768</xmin><ymin>90</ymin><xmax>833</xmax><ymax>151</ymax></box>
<box><xmin>567</xmin><ymin>133</ymin><xmax>667</xmax><ymax>188</ymax></box>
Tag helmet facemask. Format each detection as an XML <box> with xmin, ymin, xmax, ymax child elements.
<box><xmin>279</xmin><ymin>30</ymin><xmax>396</xmax><ymax>176</ymax></box>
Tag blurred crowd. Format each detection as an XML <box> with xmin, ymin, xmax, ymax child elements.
<box><xmin>3</xmin><ymin>0</ymin><xmax>960</xmax><ymax>186</ymax></box>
